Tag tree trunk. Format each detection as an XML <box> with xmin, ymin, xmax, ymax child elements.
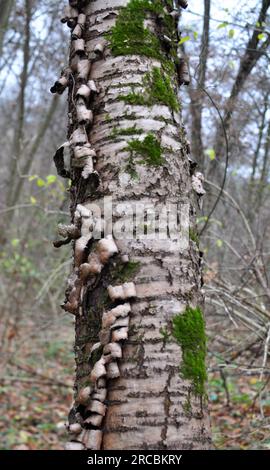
<box><xmin>55</xmin><ymin>0</ymin><xmax>212</xmax><ymax>451</ymax></box>
<box><xmin>0</xmin><ymin>0</ymin><xmax>14</xmax><ymax>57</ymax></box>
<box><xmin>189</xmin><ymin>0</ymin><xmax>211</xmax><ymax>167</ymax></box>
<box><xmin>211</xmin><ymin>0</ymin><xmax>270</xmax><ymax>182</ymax></box>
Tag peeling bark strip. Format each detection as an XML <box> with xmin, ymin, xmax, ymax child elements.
<box><xmin>53</xmin><ymin>0</ymin><xmax>211</xmax><ymax>450</ymax></box>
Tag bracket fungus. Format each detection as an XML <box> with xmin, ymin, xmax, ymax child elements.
<box><xmin>68</xmin><ymin>423</ymin><xmax>82</xmax><ymax>435</ymax></box>
<box><xmin>76</xmin><ymin>100</ymin><xmax>93</xmax><ymax>125</ymax></box>
<box><xmin>58</xmin><ymin>223</ymin><xmax>80</xmax><ymax>239</ymax></box>
<box><xmin>80</xmin><ymin>429</ymin><xmax>103</xmax><ymax>450</ymax></box>
<box><xmin>76</xmin><ymin>83</ymin><xmax>91</xmax><ymax>99</ymax></box>
<box><xmin>108</xmin><ymin>282</ymin><xmax>137</xmax><ymax>301</ymax></box>
<box><xmin>53</xmin><ymin>142</ymin><xmax>70</xmax><ymax>178</ymax></box>
<box><xmin>56</xmin><ymin>0</ymin><xmax>144</xmax><ymax>449</ymax></box>
<box><xmin>177</xmin><ymin>58</ymin><xmax>190</xmax><ymax>86</ymax></box>
<box><xmin>70</xmin><ymin>127</ymin><xmax>88</xmax><ymax>146</ymax></box>
<box><xmin>77</xmin><ymin>59</ymin><xmax>91</xmax><ymax>81</ymax></box>
<box><xmin>112</xmin><ymin>327</ymin><xmax>129</xmax><ymax>342</ymax></box>
<box><xmin>90</xmin><ymin>357</ymin><xmax>107</xmax><ymax>383</ymax></box>
<box><xmin>106</xmin><ymin>361</ymin><xmax>120</xmax><ymax>379</ymax></box>
<box><xmin>61</xmin><ymin>6</ymin><xmax>78</xmax><ymax>28</ymax></box>
<box><xmin>73</xmin><ymin>38</ymin><xmax>86</xmax><ymax>56</ymax></box>
<box><xmin>50</xmin><ymin>68</ymin><xmax>70</xmax><ymax>94</ymax></box>
<box><xmin>71</xmin><ymin>13</ymin><xmax>86</xmax><ymax>39</ymax></box>
<box><xmin>178</xmin><ymin>0</ymin><xmax>189</xmax><ymax>9</ymax></box>
<box><xmin>65</xmin><ymin>442</ymin><xmax>84</xmax><ymax>450</ymax></box>
<box><xmin>76</xmin><ymin>386</ymin><xmax>92</xmax><ymax>405</ymax></box>
<box><xmin>94</xmin><ymin>42</ymin><xmax>105</xmax><ymax>57</ymax></box>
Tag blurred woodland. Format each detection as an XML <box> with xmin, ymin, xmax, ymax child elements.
<box><xmin>0</xmin><ymin>0</ymin><xmax>270</xmax><ymax>450</ymax></box>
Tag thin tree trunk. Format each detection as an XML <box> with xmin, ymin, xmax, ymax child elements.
<box><xmin>189</xmin><ymin>0</ymin><xmax>211</xmax><ymax>167</ymax></box>
<box><xmin>248</xmin><ymin>94</ymin><xmax>268</xmax><ymax>221</ymax></box>
<box><xmin>10</xmin><ymin>94</ymin><xmax>60</xmax><ymax>209</ymax></box>
<box><xmin>6</xmin><ymin>0</ymin><xmax>31</xmax><ymax>209</ymax></box>
<box><xmin>57</xmin><ymin>0</ymin><xmax>212</xmax><ymax>450</ymax></box>
<box><xmin>0</xmin><ymin>0</ymin><xmax>14</xmax><ymax>57</ymax></box>
<box><xmin>211</xmin><ymin>0</ymin><xmax>270</xmax><ymax>181</ymax></box>
<box><xmin>250</xmin><ymin>98</ymin><xmax>268</xmax><ymax>186</ymax></box>
<box><xmin>254</xmin><ymin>117</ymin><xmax>270</xmax><ymax>213</ymax></box>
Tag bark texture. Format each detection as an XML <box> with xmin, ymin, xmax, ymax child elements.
<box><xmin>54</xmin><ymin>0</ymin><xmax>212</xmax><ymax>450</ymax></box>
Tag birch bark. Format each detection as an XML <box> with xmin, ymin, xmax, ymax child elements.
<box><xmin>55</xmin><ymin>0</ymin><xmax>212</xmax><ymax>450</ymax></box>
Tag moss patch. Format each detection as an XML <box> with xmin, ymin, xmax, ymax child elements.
<box><xmin>127</xmin><ymin>133</ymin><xmax>164</xmax><ymax>167</ymax></box>
<box><xmin>120</xmin><ymin>92</ymin><xmax>146</xmax><ymax>106</ymax></box>
<box><xmin>160</xmin><ymin>326</ymin><xmax>170</xmax><ymax>344</ymax></box>
<box><xmin>182</xmin><ymin>395</ymin><xmax>192</xmax><ymax>416</ymax></box>
<box><xmin>148</xmin><ymin>67</ymin><xmax>179</xmax><ymax>111</ymax></box>
<box><xmin>172</xmin><ymin>306</ymin><xmax>207</xmax><ymax>397</ymax></box>
<box><xmin>113</xmin><ymin>261</ymin><xmax>141</xmax><ymax>282</ymax></box>
<box><xmin>110</xmin><ymin>125</ymin><xmax>144</xmax><ymax>138</ymax></box>
<box><xmin>189</xmin><ymin>228</ymin><xmax>199</xmax><ymax>246</ymax></box>
<box><xmin>107</xmin><ymin>0</ymin><xmax>164</xmax><ymax>60</ymax></box>
<box><xmin>120</xmin><ymin>67</ymin><xmax>179</xmax><ymax>112</ymax></box>
<box><xmin>108</xmin><ymin>1</ymin><xmax>179</xmax><ymax>116</ymax></box>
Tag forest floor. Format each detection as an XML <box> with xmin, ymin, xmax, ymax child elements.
<box><xmin>0</xmin><ymin>320</ymin><xmax>270</xmax><ymax>450</ymax></box>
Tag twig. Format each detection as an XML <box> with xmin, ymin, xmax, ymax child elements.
<box><xmin>259</xmin><ymin>323</ymin><xmax>270</xmax><ymax>418</ymax></box>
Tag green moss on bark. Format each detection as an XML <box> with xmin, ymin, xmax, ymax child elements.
<box><xmin>189</xmin><ymin>228</ymin><xmax>199</xmax><ymax>246</ymax></box>
<box><xmin>127</xmin><ymin>133</ymin><xmax>164</xmax><ymax>167</ymax></box>
<box><xmin>107</xmin><ymin>0</ymin><xmax>164</xmax><ymax>59</ymax></box>
<box><xmin>113</xmin><ymin>261</ymin><xmax>141</xmax><ymax>282</ymax></box>
<box><xmin>110</xmin><ymin>125</ymin><xmax>144</xmax><ymax>138</ymax></box>
<box><xmin>172</xmin><ymin>306</ymin><xmax>207</xmax><ymax>397</ymax></box>
<box><xmin>148</xmin><ymin>67</ymin><xmax>179</xmax><ymax>111</ymax></box>
<box><xmin>120</xmin><ymin>66</ymin><xmax>179</xmax><ymax>112</ymax></box>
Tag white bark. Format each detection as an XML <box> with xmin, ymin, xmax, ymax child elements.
<box><xmin>58</xmin><ymin>0</ymin><xmax>212</xmax><ymax>450</ymax></box>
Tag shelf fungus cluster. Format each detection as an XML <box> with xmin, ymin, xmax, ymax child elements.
<box><xmin>61</xmin><ymin>205</ymin><xmax>137</xmax><ymax>449</ymax></box>
<box><xmin>51</xmin><ymin>0</ymin><xmax>100</xmax><ymax>186</ymax></box>
<box><xmin>65</xmin><ymin>286</ymin><xmax>136</xmax><ymax>450</ymax></box>
<box><xmin>60</xmin><ymin>204</ymin><xmax>119</xmax><ymax>315</ymax></box>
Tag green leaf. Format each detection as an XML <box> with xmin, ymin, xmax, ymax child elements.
<box><xmin>179</xmin><ymin>35</ymin><xmax>190</xmax><ymax>45</ymax></box>
<box><xmin>193</xmin><ymin>31</ymin><xmax>198</xmax><ymax>40</ymax></box>
<box><xmin>28</xmin><ymin>174</ymin><xmax>38</xmax><ymax>182</ymax></box>
<box><xmin>205</xmin><ymin>148</ymin><xmax>216</xmax><ymax>160</ymax></box>
<box><xmin>46</xmin><ymin>174</ymin><xmax>57</xmax><ymax>185</ymax></box>
<box><xmin>30</xmin><ymin>196</ymin><xmax>37</xmax><ymax>204</ymax></box>
<box><xmin>216</xmin><ymin>239</ymin><xmax>223</xmax><ymax>248</ymax></box>
<box><xmin>217</xmin><ymin>22</ymin><xmax>228</xmax><ymax>29</ymax></box>
<box><xmin>228</xmin><ymin>60</ymin><xmax>236</xmax><ymax>69</ymax></box>
<box><xmin>11</xmin><ymin>238</ymin><xmax>20</xmax><ymax>247</ymax></box>
<box><xmin>19</xmin><ymin>431</ymin><xmax>30</xmax><ymax>443</ymax></box>
<box><xmin>196</xmin><ymin>216</ymin><xmax>208</xmax><ymax>224</ymax></box>
<box><xmin>228</xmin><ymin>29</ymin><xmax>235</xmax><ymax>38</ymax></box>
<box><xmin>258</xmin><ymin>33</ymin><xmax>265</xmax><ymax>40</ymax></box>
<box><xmin>36</xmin><ymin>177</ymin><xmax>45</xmax><ymax>187</ymax></box>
